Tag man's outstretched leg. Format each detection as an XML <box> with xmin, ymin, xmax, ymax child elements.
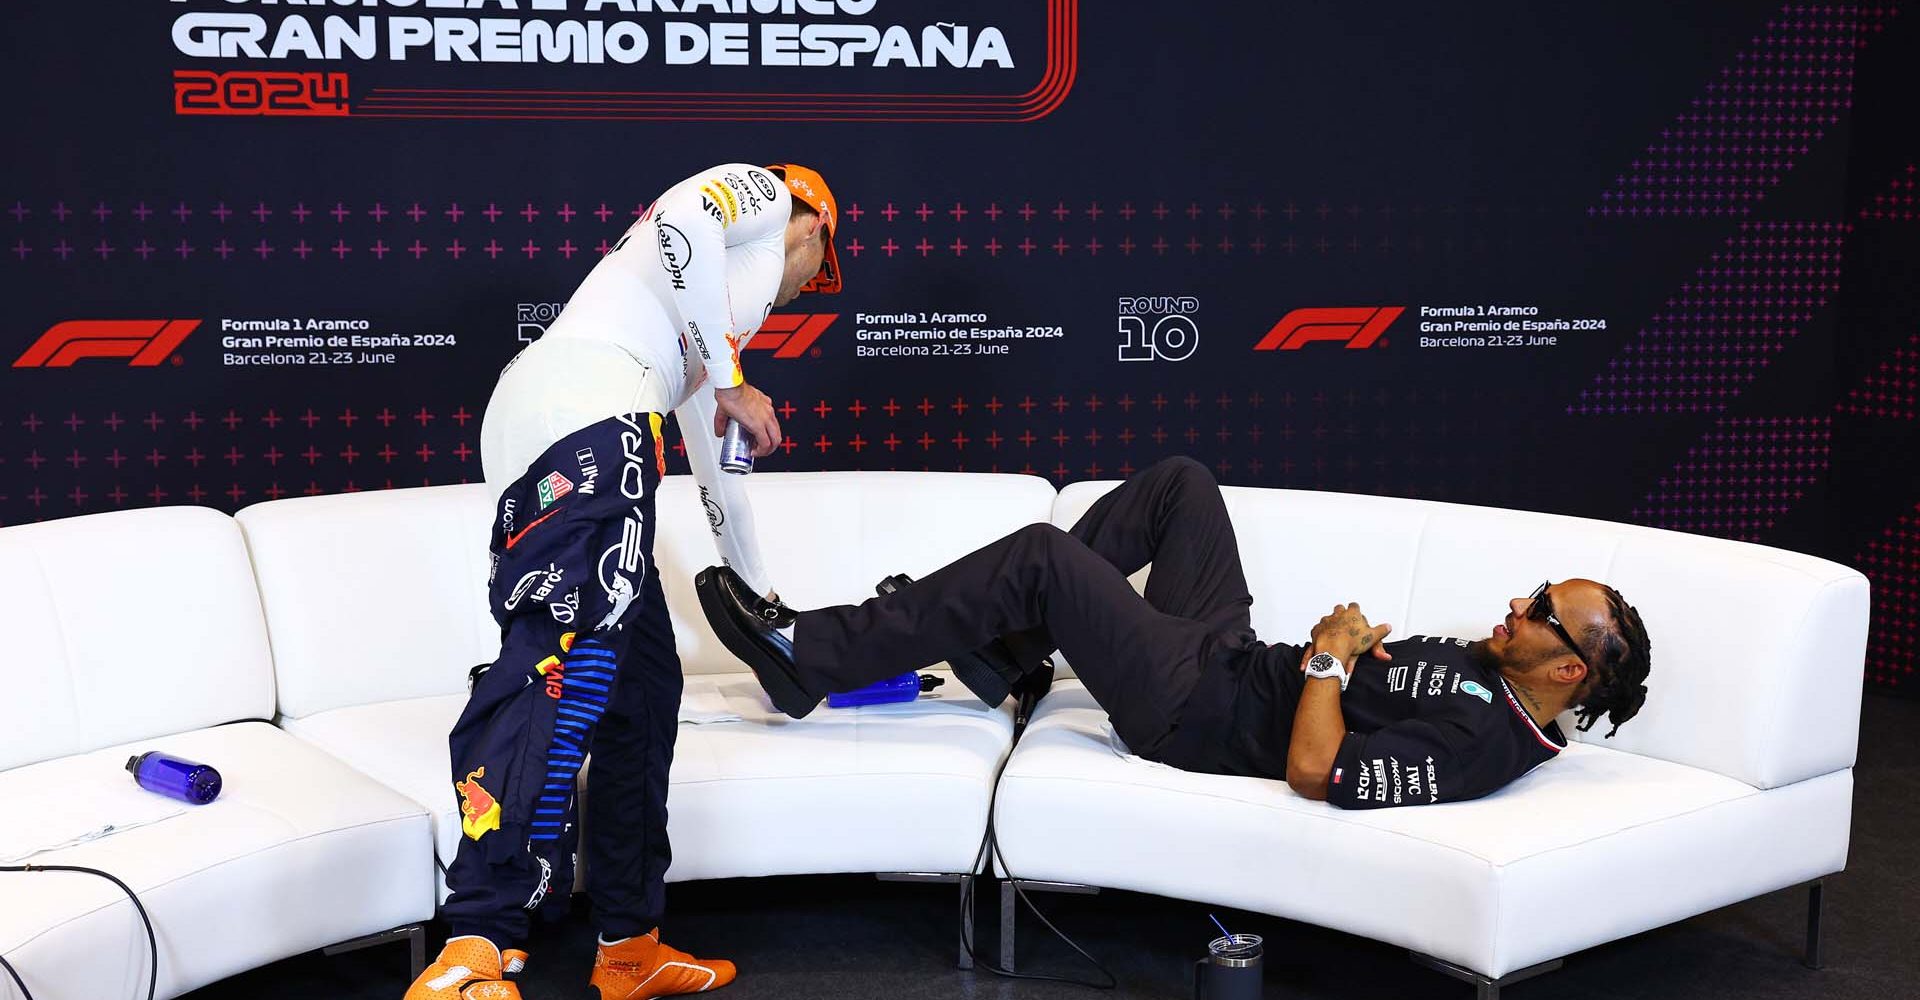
<box><xmin>703</xmin><ymin>522</ymin><xmax>1222</xmax><ymax>757</ymax></box>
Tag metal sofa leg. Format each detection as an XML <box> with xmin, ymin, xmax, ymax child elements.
<box><xmin>1409</xmin><ymin>951</ymin><xmax>1563</xmax><ymax>1000</ymax></box>
<box><xmin>872</xmin><ymin>873</ymin><xmax>974</xmax><ymax>970</ymax></box>
<box><xmin>998</xmin><ymin>879</ymin><xmax>1101</xmax><ymax>974</ymax></box>
<box><xmin>1001</xmin><ymin>879</ymin><xmax>1016</xmax><ymax>973</ymax></box>
<box><xmin>1805</xmin><ymin>878</ymin><xmax>1825</xmax><ymax>970</ymax></box>
<box><xmin>959</xmin><ymin>874</ymin><xmax>975</xmax><ymax>971</ymax></box>
<box><xmin>324</xmin><ymin>924</ymin><xmax>427</xmax><ymax>979</ymax></box>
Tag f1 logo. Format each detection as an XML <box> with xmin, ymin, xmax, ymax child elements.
<box><xmin>1254</xmin><ymin>307</ymin><xmax>1403</xmax><ymax>351</ymax></box>
<box><xmin>14</xmin><ymin>320</ymin><xmax>201</xmax><ymax>368</ymax></box>
<box><xmin>747</xmin><ymin>313</ymin><xmax>836</xmax><ymax>358</ymax></box>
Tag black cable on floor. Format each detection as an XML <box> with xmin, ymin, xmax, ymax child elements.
<box><xmin>954</xmin><ymin>689</ymin><xmax>1118</xmax><ymax>990</ymax></box>
<box><xmin>1</xmin><ymin>864</ymin><xmax>158</xmax><ymax>1000</ymax></box>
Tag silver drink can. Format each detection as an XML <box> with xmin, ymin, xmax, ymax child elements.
<box><xmin>720</xmin><ymin>419</ymin><xmax>755</xmax><ymax>474</ymax></box>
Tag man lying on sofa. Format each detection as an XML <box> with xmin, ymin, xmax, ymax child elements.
<box><xmin>696</xmin><ymin>457</ymin><xmax>1653</xmax><ymax>808</ymax></box>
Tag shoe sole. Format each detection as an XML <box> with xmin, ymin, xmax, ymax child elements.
<box><xmin>946</xmin><ymin>648</ymin><xmax>1013</xmax><ymax>708</ymax></box>
<box><xmin>875</xmin><ymin>572</ymin><xmax>1015</xmax><ymax>708</ymax></box>
<box><xmin>695</xmin><ymin>568</ymin><xmax>819</xmax><ymax>719</ymax></box>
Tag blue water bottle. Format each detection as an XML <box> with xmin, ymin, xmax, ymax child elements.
<box><xmin>127</xmin><ymin>751</ymin><xmax>223</xmax><ymax>805</ymax></box>
<box><xmin>829</xmin><ymin>672</ymin><xmax>945</xmax><ymax>708</ymax></box>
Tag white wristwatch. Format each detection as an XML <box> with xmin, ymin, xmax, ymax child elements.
<box><xmin>1303</xmin><ymin>651</ymin><xmax>1351</xmax><ymax>691</ymax></box>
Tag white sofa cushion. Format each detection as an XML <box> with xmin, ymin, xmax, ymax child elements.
<box><xmin>0</xmin><ymin>507</ymin><xmax>276</xmax><ymax>773</ymax></box>
<box><xmin>277</xmin><ymin>694</ymin><xmax>470</xmax><ymax>891</ymax></box>
<box><xmin>0</xmin><ymin>723</ymin><xmax>431</xmax><ymax>1000</ymax></box>
<box><xmin>282</xmin><ymin>671</ymin><xmax>1012</xmax><ymax>894</ymax></box>
<box><xmin>1052</xmin><ymin>483</ymin><xmax>1870</xmax><ymax>789</ymax></box>
<box><xmin>992</xmin><ymin>683</ymin><xmax>1853</xmax><ymax>978</ymax></box>
<box><xmin>645</xmin><ymin>670</ymin><xmax>1013</xmax><ymax>880</ymax></box>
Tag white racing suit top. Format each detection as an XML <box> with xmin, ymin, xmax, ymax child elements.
<box><xmin>481</xmin><ymin>163</ymin><xmax>792</xmax><ymax>597</ymax></box>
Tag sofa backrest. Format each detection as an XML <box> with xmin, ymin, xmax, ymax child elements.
<box><xmin>1054</xmin><ymin>482</ymin><xmax>1869</xmax><ymax>790</ymax></box>
<box><xmin>237</xmin><ymin>470</ymin><xmax>1868</xmax><ymax>788</ymax></box>
<box><xmin>0</xmin><ymin>507</ymin><xmax>276</xmax><ymax>772</ymax></box>
<box><xmin>236</xmin><ymin>484</ymin><xmax>498</xmax><ymax>722</ymax></box>
<box><xmin>239</xmin><ymin>472</ymin><xmax>1059</xmax><ymax>719</ymax></box>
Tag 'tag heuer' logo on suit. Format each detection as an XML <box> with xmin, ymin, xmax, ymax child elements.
<box><xmin>13</xmin><ymin>320</ymin><xmax>201</xmax><ymax>368</ymax></box>
<box><xmin>1255</xmin><ymin>308</ymin><xmax>1403</xmax><ymax>351</ymax></box>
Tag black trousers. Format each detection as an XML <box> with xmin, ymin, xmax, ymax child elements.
<box><xmin>793</xmin><ymin>457</ymin><xmax>1280</xmax><ymax>766</ymax></box>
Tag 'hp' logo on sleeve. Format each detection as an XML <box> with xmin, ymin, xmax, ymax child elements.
<box><xmin>1116</xmin><ymin>296</ymin><xmax>1198</xmax><ymax>361</ymax></box>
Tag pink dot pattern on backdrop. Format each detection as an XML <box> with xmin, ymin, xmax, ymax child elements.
<box><xmin>1859</xmin><ymin>503</ymin><xmax>1920</xmax><ymax>686</ymax></box>
<box><xmin>1630</xmin><ymin>416</ymin><xmax>1833</xmax><ymax>541</ymax></box>
<box><xmin>1592</xmin><ymin>3</ymin><xmax>1898</xmax><ymax>219</ymax></box>
<box><xmin>1572</xmin><ymin>221</ymin><xmax>1846</xmax><ymax>415</ymax></box>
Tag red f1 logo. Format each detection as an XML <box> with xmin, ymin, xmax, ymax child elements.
<box><xmin>748</xmin><ymin>313</ymin><xmax>836</xmax><ymax>358</ymax></box>
<box><xmin>14</xmin><ymin>320</ymin><xmax>201</xmax><ymax>368</ymax></box>
<box><xmin>1254</xmin><ymin>307</ymin><xmax>1403</xmax><ymax>351</ymax></box>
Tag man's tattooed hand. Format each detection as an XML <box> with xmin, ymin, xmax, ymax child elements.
<box><xmin>1309</xmin><ymin>603</ymin><xmax>1396</xmax><ymax>665</ymax></box>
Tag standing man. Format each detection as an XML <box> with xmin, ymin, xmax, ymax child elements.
<box><xmin>406</xmin><ymin>163</ymin><xmax>842</xmax><ymax>1000</ymax></box>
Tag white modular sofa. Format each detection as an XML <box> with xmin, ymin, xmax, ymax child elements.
<box><xmin>991</xmin><ymin>480</ymin><xmax>1869</xmax><ymax>997</ymax></box>
<box><xmin>233</xmin><ymin>473</ymin><xmax>1052</xmax><ymax>903</ymax></box>
<box><xmin>0</xmin><ymin>470</ymin><xmax>1868</xmax><ymax>1000</ymax></box>
<box><xmin>0</xmin><ymin>508</ymin><xmax>433</xmax><ymax>1000</ymax></box>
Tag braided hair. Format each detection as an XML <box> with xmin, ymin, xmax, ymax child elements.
<box><xmin>1572</xmin><ymin>586</ymin><xmax>1652</xmax><ymax>738</ymax></box>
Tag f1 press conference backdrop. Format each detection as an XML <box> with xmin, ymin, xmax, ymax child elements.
<box><xmin>2</xmin><ymin>2</ymin><xmax>1916</xmax><ymax>693</ymax></box>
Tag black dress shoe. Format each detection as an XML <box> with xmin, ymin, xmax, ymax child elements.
<box><xmin>695</xmin><ymin>565</ymin><xmax>819</xmax><ymax>718</ymax></box>
<box><xmin>875</xmin><ymin>573</ymin><xmax>1026</xmax><ymax>708</ymax></box>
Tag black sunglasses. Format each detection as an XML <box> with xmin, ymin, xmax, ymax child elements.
<box><xmin>1526</xmin><ymin>581</ymin><xmax>1591</xmax><ymax>669</ymax></box>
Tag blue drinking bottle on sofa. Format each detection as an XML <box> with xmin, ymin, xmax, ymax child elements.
<box><xmin>127</xmin><ymin>751</ymin><xmax>223</xmax><ymax>805</ymax></box>
<box><xmin>829</xmin><ymin>672</ymin><xmax>945</xmax><ymax>708</ymax></box>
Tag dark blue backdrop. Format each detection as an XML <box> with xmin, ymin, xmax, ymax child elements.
<box><xmin>3</xmin><ymin>1</ymin><xmax>1916</xmax><ymax>692</ymax></box>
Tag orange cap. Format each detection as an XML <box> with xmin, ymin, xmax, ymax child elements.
<box><xmin>768</xmin><ymin>163</ymin><xmax>841</xmax><ymax>294</ymax></box>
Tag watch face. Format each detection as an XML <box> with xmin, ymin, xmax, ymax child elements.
<box><xmin>1309</xmin><ymin>653</ymin><xmax>1341</xmax><ymax>672</ymax></box>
